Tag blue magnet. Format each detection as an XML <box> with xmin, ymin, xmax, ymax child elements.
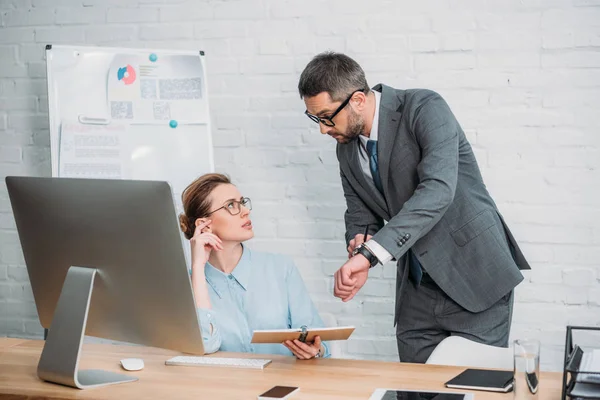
<box><xmin>149</xmin><ymin>53</ymin><xmax>158</xmax><ymax>62</ymax></box>
<box><xmin>169</xmin><ymin>120</ymin><xmax>178</xmax><ymax>128</ymax></box>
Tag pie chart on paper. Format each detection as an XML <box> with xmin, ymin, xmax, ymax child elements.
<box><xmin>117</xmin><ymin>64</ymin><xmax>136</xmax><ymax>85</ymax></box>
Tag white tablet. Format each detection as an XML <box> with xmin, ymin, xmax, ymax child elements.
<box><xmin>369</xmin><ymin>389</ymin><xmax>474</xmax><ymax>400</ymax></box>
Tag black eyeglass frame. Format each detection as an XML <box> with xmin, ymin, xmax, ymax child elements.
<box><xmin>304</xmin><ymin>89</ymin><xmax>365</xmax><ymax>127</ymax></box>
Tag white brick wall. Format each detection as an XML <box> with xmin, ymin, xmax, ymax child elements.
<box><xmin>1</xmin><ymin>0</ymin><xmax>599</xmax><ymax>371</ymax></box>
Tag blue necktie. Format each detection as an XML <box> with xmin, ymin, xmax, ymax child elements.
<box><xmin>366</xmin><ymin>140</ymin><xmax>384</xmax><ymax>193</ymax></box>
<box><xmin>408</xmin><ymin>249</ymin><xmax>423</xmax><ymax>286</ymax></box>
<box><xmin>366</xmin><ymin>139</ymin><xmax>423</xmax><ymax>286</ymax></box>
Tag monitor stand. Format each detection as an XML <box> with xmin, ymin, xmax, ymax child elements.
<box><xmin>37</xmin><ymin>266</ymin><xmax>138</xmax><ymax>389</ymax></box>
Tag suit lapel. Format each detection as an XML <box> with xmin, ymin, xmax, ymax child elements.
<box><xmin>347</xmin><ymin>140</ymin><xmax>388</xmax><ymax>214</ymax></box>
<box><xmin>338</xmin><ymin>140</ymin><xmax>389</xmax><ymax>220</ymax></box>
<box><xmin>374</xmin><ymin>84</ymin><xmax>403</xmax><ymax>201</ymax></box>
<box><xmin>337</xmin><ymin>84</ymin><xmax>405</xmax><ymax>222</ymax></box>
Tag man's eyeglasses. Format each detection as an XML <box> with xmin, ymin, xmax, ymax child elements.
<box><xmin>304</xmin><ymin>89</ymin><xmax>365</xmax><ymax>127</ymax></box>
<box><xmin>206</xmin><ymin>197</ymin><xmax>252</xmax><ymax>216</ymax></box>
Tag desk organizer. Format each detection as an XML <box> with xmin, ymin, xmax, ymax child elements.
<box><xmin>561</xmin><ymin>325</ymin><xmax>600</xmax><ymax>400</ymax></box>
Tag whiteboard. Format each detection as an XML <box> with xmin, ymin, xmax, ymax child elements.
<box><xmin>45</xmin><ymin>44</ymin><xmax>214</xmax><ymax>201</ymax></box>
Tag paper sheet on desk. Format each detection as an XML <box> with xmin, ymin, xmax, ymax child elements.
<box><xmin>108</xmin><ymin>54</ymin><xmax>209</xmax><ymax>124</ymax></box>
<box><xmin>58</xmin><ymin>121</ymin><xmax>130</xmax><ymax>179</ymax></box>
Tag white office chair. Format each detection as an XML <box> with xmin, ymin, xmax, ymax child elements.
<box><xmin>425</xmin><ymin>336</ymin><xmax>513</xmax><ymax>370</ymax></box>
<box><xmin>319</xmin><ymin>312</ymin><xmax>343</xmax><ymax>358</ymax></box>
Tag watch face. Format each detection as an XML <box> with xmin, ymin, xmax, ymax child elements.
<box><xmin>351</xmin><ymin>244</ymin><xmax>363</xmax><ymax>257</ymax></box>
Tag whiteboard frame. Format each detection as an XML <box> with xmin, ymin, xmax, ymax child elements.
<box><xmin>44</xmin><ymin>43</ymin><xmax>215</xmax><ymax>179</ymax></box>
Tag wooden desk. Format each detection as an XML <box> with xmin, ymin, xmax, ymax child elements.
<box><xmin>0</xmin><ymin>339</ymin><xmax>563</xmax><ymax>399</ymax></box>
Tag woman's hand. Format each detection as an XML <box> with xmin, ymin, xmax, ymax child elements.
<box><xmin>283</xmin><ymin>336</ymin><xmax>323</xmax><ymax>360</ymax></box>
<box><xmin>190</xmin><ymin>220</ymin><xmax>223</xmax><ymax>269</ymax></box>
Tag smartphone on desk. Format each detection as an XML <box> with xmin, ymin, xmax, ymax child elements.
<box><xmin>257</xmin><ymin>386</ymin><xmax>299</xmax><ymax>399</ymax></box>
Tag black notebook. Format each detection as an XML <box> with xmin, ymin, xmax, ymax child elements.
<box><xmin>445</xmin><ymin>369</ymin><xmax>514</xmax><ymax>393</ymax></box>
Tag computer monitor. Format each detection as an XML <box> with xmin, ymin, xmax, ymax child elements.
<box><xmin>5</xmin><ymin>176</ymin><xmax>205</xmax><ymax>389</ymax></box>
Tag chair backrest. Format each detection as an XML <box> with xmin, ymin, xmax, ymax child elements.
<box><xmin>319</xmin><ymin>312</ymin><xmax>343</xmax><ymax>358</ymax></box>
<box><xmin>425</xmin><ymin>336</ymin><xmax>513</xmax><ymax>370</ymax></box>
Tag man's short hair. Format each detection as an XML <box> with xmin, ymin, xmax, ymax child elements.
<box><xmin>298</xmin><ymin>51</ymin><xmax>370</xmax><ymax>102</ymax></box>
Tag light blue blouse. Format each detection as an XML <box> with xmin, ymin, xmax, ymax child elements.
<box><xmin>197</xmin><ymin>245</ymin><xmax>330</xmax><ymax>358</ymax></box>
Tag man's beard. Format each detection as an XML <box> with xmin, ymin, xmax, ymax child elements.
<box><xmin>336</xmin><ymin>109</ymin><xmax>365</xmax><ymax>144</ymax></box>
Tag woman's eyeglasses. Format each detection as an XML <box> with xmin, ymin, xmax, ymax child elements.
<box><xmin>206</xmin><ymin>197</ymin><xmax>252</xmax><ymax>216</ymax></box>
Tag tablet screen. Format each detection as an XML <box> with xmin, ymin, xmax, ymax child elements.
<box><xmin>380</xmin><ymin>391</ymin><xmax>467</xmax><ymax>400</ymax></box>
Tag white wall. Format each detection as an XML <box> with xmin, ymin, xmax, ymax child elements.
<box><xmin>0</xmin><ymin>0</ymin><xmax>599</xmax><ymax>371</ymax></box>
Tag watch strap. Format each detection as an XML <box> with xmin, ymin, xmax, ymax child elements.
<box><xmin>356</xmin><ymin>244</ymin><xmax>379</xmax><ymax>267</ymax></box>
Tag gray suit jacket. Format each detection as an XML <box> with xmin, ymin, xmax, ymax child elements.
<box><xmin>337</xmin><ymin>84</ymin><xmax>530</xmax><ymax>318</ymax></box>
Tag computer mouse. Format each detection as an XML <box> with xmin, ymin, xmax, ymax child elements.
<box><xmin>120</xmin><ymin>358</ymin><xmax>144</xmax><ymax>371</ymax></box>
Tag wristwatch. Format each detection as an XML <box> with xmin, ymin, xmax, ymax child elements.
<box><xmin>352</xmin><ymin>243</ymin><xmax>379</xmax><ymax>268</ymax></box>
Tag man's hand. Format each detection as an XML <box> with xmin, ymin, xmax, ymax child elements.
<box><xmin>333</xmin><ymin>254</ymin><xmax>370</xmax><ymax>302</ymax></box>
<box><xmin>347</xmin><ymin>233</ymin><xmax>373</xmax><ymax>259</ymax></box>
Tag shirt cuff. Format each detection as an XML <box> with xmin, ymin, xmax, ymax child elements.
<box><xmin>320</xmin><ymin>341</ymin><xmax>331</xmax><ymax>358</ymax></box>
<box><xmin>365</xmin><ymin>239</ymin><xmax>393</xmax><ymax>265</ymax></box>
<box><xmin>196</xmin><ymin>308</ymin><xmax>221</xmax><ymax>354</ymax></box>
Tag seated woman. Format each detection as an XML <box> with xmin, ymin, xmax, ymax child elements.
<box><xmin>178</xmin><ymin>173</ymin><xmax>329</xmax><ymax>359</ymax></box>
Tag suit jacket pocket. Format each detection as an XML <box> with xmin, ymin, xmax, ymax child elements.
<box><xmin>450</xmin><ymin>209</ymin><xmax>497</xmax><ymax>247</ymax></box>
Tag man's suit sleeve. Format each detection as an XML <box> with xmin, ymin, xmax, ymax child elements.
<box><xmin>372</xmin><ymin>90</ymin><xmax>459</xmax><ymax>259</ymax></box>
<box><xmin>339</xmin><ymin>166</ymin><xmax>384</xmax><ymax>246</ymax></box>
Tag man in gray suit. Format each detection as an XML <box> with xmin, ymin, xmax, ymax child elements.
<box><xmin>298</xmin><ymin>52</ymin><xmax>530</xmax><ymax>363</ymax></box>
